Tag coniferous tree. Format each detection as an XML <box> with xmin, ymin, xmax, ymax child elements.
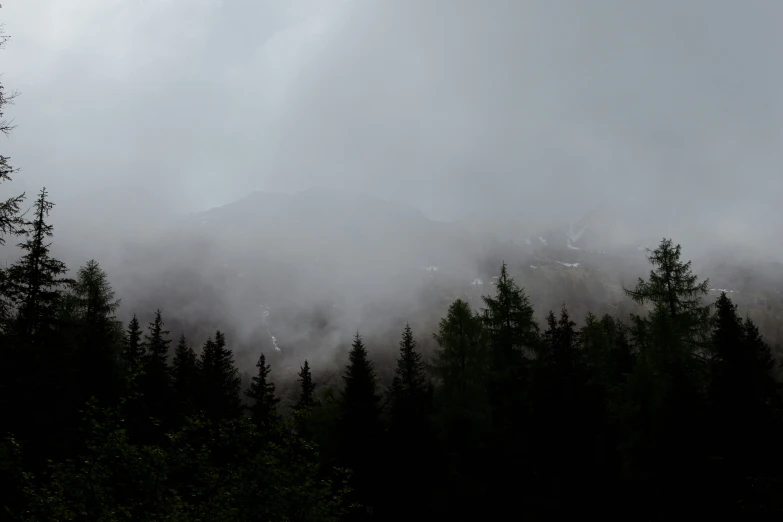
<box><xmin>294</xmin><ymin>360</ymin><xmax>317</xmax><ymax>413</ymax></box>
<box><xmin>388</xmin><ymin>323</ymin><xmax>432</xmax><ymax>428</ymax></box>
<box><xmin>0</xmin><ymin>17</ymin><xmax>24</xmax><ymax>244</ymax></box>
<box><xmin>198</xmin><ymin>331</ymin><xmax>243</xmax><ymax>421</ymax></box>
<box><xmin>480</xmin><ymin>263</ymin><xmax>538</xmax><ymax>514</ymax></box>
<box><xmin>0</xmin><ymin>189</ymin><xmax>72</xmax><ymax>456</ymax></box>
<box><xmin>432</xmin><ymin>299</ymin><xmax>488</xmax><ymax>405</ymax></box>
<box><xmin>385</xmin><ymin>324</ymin><xmax>434</xmax><ymax>519</ymax></box>
<box><xmin>172</xmin><ymin>333</ymin><xmax>199</xmax><ymax>422</ymax></box>
<box><xmin>707</xmin><ymin>293</ymin><xmax>782</xmax><ymax>512</ymax></box>
<box><xmin>531</xmin><ymin>306</ymin><xmax>591</xmax><ymax>512</ymax></box>
<box><xmin>293</xmin><ymin>360</ymin><xmax>318</xmax><ymax>439</ymax></box>
<box><xmin>69</xmin><ymin>260</ymin><xmax>123</xmax><ymax>405</ymax></box>
<box><xmin>246</xmin><ymin>352</ymin><xmax>280</xmax><ymax>427</ymax></box>
<box><xmin>430</xmin><ymin>299</ymin><xmax>492</xmax><ymax>516</ymax></box>
<box><xmin>338</xmin><ymin>332</ymin><xmax>382</xmax><ymax>511</ymax></box>
<box><xmin>482</xmin><ymin>262</ymin><xmax>539</xmax><ymax>367</ymax></box>
<box><xmin>621</xmin><ymin>239</ymin><xmax>712</xmax><ymax>514</ymax></box>
<box><xmin>122</xmin><ymin>315</ymin><xmax>144</xmax><ymax>372</ymax></box>
<box><xmin>139</xmin><ymin>310</ymin><xmax>174</xmax><ymax>439</ymax></box>
<box><xmin>625</xmin><ymin>238</ymin><xmax>711</xmax><ymax>340</ymax></box>
<box><xmin>2</xmin><ymin>188</ymin><xmax>72</xmax><ymax>341</ymax></box>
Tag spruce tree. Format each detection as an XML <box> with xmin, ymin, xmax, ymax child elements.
<box><xmin>0</xmin><ymin>17</ymin><xmax>24</xmax><ymax>244</ymax></box>
<box><xmin>431</xmin><ymin>299</ymin><xmax>492</xmax><ymax>516</ymax></box>
<box><xmin>481</xmin><ymin>262</ymin><xmax>539</xmax><ymax>365</ymax></box>
<box><xmin>0</xmin><ymin>189</ymin><xmax>72</xmax><ymax>455</ymax></box>
<box><xmin>139</xmin><ymin>310</ymin><xmax>174</xmax><ymax>439</ymax></box>
<box><xmin>198</xmin><ymin>331</ymin><xmax>243</xmax><ymax>421</ymax></box>
<box><xmin>432</xmin><ymin>299</ymin><xmax>487</xmax><ymax>400</ymax></box>
<box><xmin>172</xmin><ymin>333</ymin><xmax>199</xmax><ymax>422</ymax></box>
<box><xmin>480</xmin><ymin>263</ymin><xmax>538</xmax><ymax>509</ymax></box>
<box><xmin>246</xmin><ymin>352</ymin><xmax>280</xmax><ymax>426</ymax></box>
<box><xmin>122</xmin><ymin>315</ymin><xmax>144</xmax><ymax>372</ymax></box>
<box><xmin>386</xmin><ymin>324</ymin><xmax>434</xmax><ymax>519</ymax></box>
<box><xmin>625</xmin><ymin>238</ymin><xmax>711</xmax><ymax>339</ymax></box>
<box><xmin>69</xmin><ymin>260</ymin><xmax>123</xmax><ymax>404</ymax></box>
<box><xmin>621</xmin><ymin>239</ymin><xmax>712</xmax><ymax>513</ymax></box>
<box><xmin>389</xmin><ymin>323</ymin><xmax>432</xmax><ymax>427</ymax></box>
<box><xmin>708</xmin><ymin>293</ymin><xmax>782</xmax><ymax>511</ymax></box>
<box><xmin>294</xmin><ymin>360</ymin><xmax>317</xmax><ymax>412</ymax></box>
<box><xmin>337</xmin><ymin>332</ymin><xmax>382</xmax><ymax>507</ymax></box>
<box><xmin>2</xmin><ymin>188</ymin><xmax>72</xmax><ymax>341</ymax></box>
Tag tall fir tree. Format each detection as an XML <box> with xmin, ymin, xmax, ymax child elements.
<box><xmin>2</xmin><ymin>188</ymin><xmax>72</xmax><ymax>341</ymax></box>
<box><xmin>620</xmin><ymin>239</ymin><xmax>712</xmax><ymax>514</ymax></box>
<box><xmin>385</xmin><ymin>323</ymin><xmax>435</xmax><ymax>519</ymax></box>
<box><xmin>625</xmin><ymin>238</ymin><xmax>711</xmax><ymax>341</ymax></box>
<box><xmin>0</xmin><ymin>188</ymin><xmax>72</xmax><ymax>456</ymax></box>
<box><xmin>294</xmin><ymin>360</ymin><xmax>317</xmax><ymax>413</ymax></box>
<box><xmin>69</xmin><ymin>260</ymin><xmax>123</xmax><ymax>405</ymax></box>
<box><xmin>481</xmin><ymin>262</ymin><xmax>539</xmax><ymax>366</ymax></box>
<box><xmin>479</xmin><ymin>263</ymin><xmax>538</xmax><ymax>516</ymax></box>
<box><xmin>172</xmin><ymin>333</ymin><xmax>199</xmax><ymax>422</ymax></box>
<box><xmin>0</xmin><ymin>15</ymin><xmax>24</xmax><ymax>244</ymax></box>
<box><xmin>707</xmin><ymin>293</ymin><xmax>782</xmax><ymax>512</ymax></box>
<box><xmin>338</xmin><ymin>332</ymin><xmax>382</xmax><ymax>511</ymax></box>
<box><xmin>388</xmin><ymin>323</ymin><xmax>432</xmax><ymax>428</ymax></box>
<box><xmin>198</xmin><ymin>331</ymin><xmax>243</xmax><ymax>421</ymax></box>
<box><xmin>246</xmin><ymin>352</ymin><xmax>280</xmax><ymax>427</ymax></box>
<box><xmin>122</xmin><ymin>315</ymin><xmax>144</xmax><ymax>373</ymax></box>
<box><xmin>139</xmin><ymin>310</ymin><xmax>174</xmax><ymax>439</ymax></box>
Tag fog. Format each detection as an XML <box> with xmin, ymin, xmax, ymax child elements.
<box><xmin>2</xmin><ymin>1</ymin><xmax>782</xmax><ymax>369</ymax></box>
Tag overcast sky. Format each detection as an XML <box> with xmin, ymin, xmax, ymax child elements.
<box><xmin>2</xmin><ymin>0</ymin><xmax>782</xmax><ymax>249</ymax></box>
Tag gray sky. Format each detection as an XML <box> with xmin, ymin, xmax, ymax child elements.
<box><xmin>2</xmin><ymin>0</ymin><xmax>782</xmax><ymax>249</ymax></box>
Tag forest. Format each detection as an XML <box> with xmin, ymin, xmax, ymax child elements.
<box><xmin>1</xmin><ymin>187</ymin><xmax>782</xmax><ymax>520</ymax></box>
<box><xmin>2</xmin><ymin>10</ymin><xmax>783</xmax><ymax>522</ymax></box>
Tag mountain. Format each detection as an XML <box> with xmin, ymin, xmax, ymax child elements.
<box><xmin>39</xmin><ymin>187</ymin><xmax>783</xmax><ymax>372</ymax></box>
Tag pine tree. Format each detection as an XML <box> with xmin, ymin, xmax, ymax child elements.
<box><xmin>625</xmin><ymin>238</ymin><xmax>711</xmax><ymax>339</ymax></box>
<box><xmin>294</xmin><ymin>360</ymin><xmax>317</xmax><ymax>412</ymax></box>
<box><xmin>69</xmin><ymin>260</ymin><xmax>123</xmax><ymax>405</ymax></box>
<box><xmin>389</xmin><ymin>323</ymin><xmax>432</xmax><ymax>427</ymax></box>
<box><xmin>708</xmin><ymin>293</ymin><xmax>782</xmax><ymax>511</ymax></box>
<box><xmin>198</xmin><ymin>331</ymin><xmax>243</xmax><ymax>421</ymax></box>
<box><xmin>0</xmin><ymin>189</ymin><xmax>72</xmax><ymax>455</ymax></box>
<box><xmin>246</xmin><ymin>352</ymin><xmax>280</xmax><ymax>426</ymax></box>
<box><xmin>482</xmin><ymin>262</ymin><xmax>539</xmax><ymax>365</ymax></box>
<box><xmin>172</xmin><ymin>333</ymin><xmax>199</xmax><ymax>422</ymax></box>
<box><xmin>139</xmin><ymin>310</ymin><xmax>174</xmax><ymax>438</ymax></box>
<box><xmin>386</xmin><ymin>324</ymin><xmax>434</xmax><ymax>518</ymax></box>
<box><xmin>620</xmin><ymin>240</ymin><xmax>712</xmax><ymax>513</ymax></box>
<box><xmin>540</xmin><ymin>306</ymin><xmax>581</xmax><ymax>371</ymax></box>
<box><xmin>0</xmin><ymin>17</ymin><xmax>24</xmax><ymax>244</ymax></box>
<box><xmin>144</xmin><ymin>310</ymin><xmax>171</xmax><ymax>370</ymax></box>
<box><xmin>477</xmin><ymin>264</ymin><xmax>541</xmax><ymax>516</ymax></box>
<box><xmin>2</xmin><ymin>188</ymin><xmax>72</xmax><ymax>341</ymax></box>
<box><xmin>122</xmin><ymin>315</ymin><xmax>144</xmax><ymax>372</ymax></box>
<box><xmin>337</xmin><ymin>332</ymin><xmax>382</xmax><ymax>507</ymax></box>
<box><xmin>431</xmin><ymin>299</ymin><xmax>491</xmax><ymax>516</ymax></box>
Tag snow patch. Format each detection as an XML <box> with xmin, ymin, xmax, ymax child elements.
<box><xmin>425</xmin><ymin>266</ymin><xmax>439</xmax><ymax>272</ymax></box>
<box><xmin>530</xmin><ymin>265</ymin><xmax>537</xmax><ymax>269</ymax></box>
<box><xmin>556</xmin><ymin>261</ymin><xmax>580</xmax><ymax>268</ymax></box>
<box><xmin>539</xmin><ymin>236</ymin><xmax>547</xmax><ymax>246</ymax></box>
<box><xmin>472</xmin><ymin>278</ymin><xmax>483</xmax><ymax>285</ymax></box>
<box><xmin>567</xmin><ymin>224</ymin><xmax>587</xmax><ymax>244</ymax></box>
<box><xmin>567</xmin><ymin>240</ymin><xmax>581</xmax><ymax>251</ymax></box>
<box><xmin>710</xmin><ymin>288</ymin><xmax>737</xmax><ymax>293</ymax></box>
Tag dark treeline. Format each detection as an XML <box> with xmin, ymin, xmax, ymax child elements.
<box><xmin>1</xmin><ymin>189</ymin><xmax>783</xmax><ymax>520</ymax></box>
<box><xmin>3</xmin><ymin>19</ymin><xmax>783</xmax><ymax>521</ymax></box>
